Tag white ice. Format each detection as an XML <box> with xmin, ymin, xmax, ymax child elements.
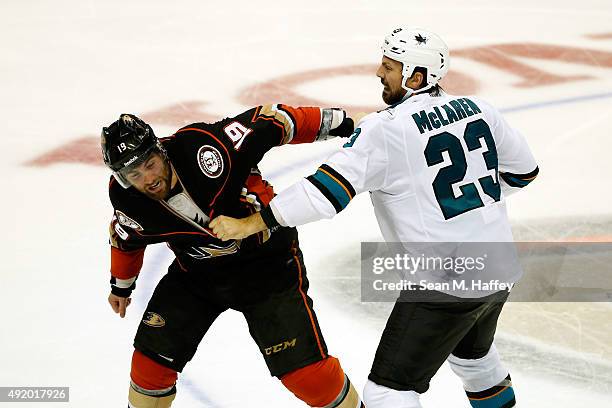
<box><xmin>1</xmin><ymin>0</ymin><xmax>612</xmax><ymax>406</ymax></box>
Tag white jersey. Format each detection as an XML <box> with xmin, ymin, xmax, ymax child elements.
<box><xmin>269</xmin><ymin>92</ymin><xmax>538</xmax><ymax>244</ymax></box>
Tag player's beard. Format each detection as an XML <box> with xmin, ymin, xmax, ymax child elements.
<box><xmin>381</xmin><ymin>82</ymin><xmax>406</xmax><ymax>105</ymax></box>
<box><xmin>143</xmin><ymin>161</ymin><xmax>173</xmax><ymax>201</ymax></box>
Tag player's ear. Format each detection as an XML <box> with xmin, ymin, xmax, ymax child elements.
<box><xmin>407</xmin><ymin>71</ymin><xmax>425</xmax><ymax>89</ymax></box>
<box><xmin>416</xmin><ymin>71</ymin><xmax>425</xmax><ymax>88</ymax></box>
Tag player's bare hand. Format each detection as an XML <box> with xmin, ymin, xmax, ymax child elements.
<box><xmin>210</xmin><ymin>213</ymin><xmax>267</xmax><ymax>241</ymax></box>
<box><xmin>108</xmin><ymin>293</ymin><xmax>131</xmax><ymax>318</ymax></box>
<box><xmin>210</xmin><ymin>215</ymin><xmax>251</xmax><ymax>241</ymax></box>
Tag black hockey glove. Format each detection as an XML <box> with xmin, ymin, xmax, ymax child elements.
<box><xmin>319</xmin><ymin>108</ymin><xmax>354</xmax><ymax>139</ymax></box>
<box><xmin>329</xmin><ymin>116</ymin><xmax>355</xmax><ymax>138</ymax></box>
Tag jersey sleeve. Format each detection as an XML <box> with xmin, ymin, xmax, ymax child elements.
<box><xmin>268</xmin><ymin>117</ymin><xmax>388</xmax><ymax>227</ymax></box>
<box><xmin>223</xmin><ymin>104</ymin><xmax>320</xmax><ymax>164</ymax></box>
<box><xmin>108</xmin><ymin>213</ymin><xmax>146</xmax><ymax>297</ymax></box>
<box><xmin>255</xmin><ymin>104</ymin><xmax>324</xmax><ymax>145</ymax></box>
<box><xmin>107</xmin><ymin>179</ymin><xmax>147</xmax><ymax>297</ymax></box>
<box><xmin>226</xmin><ymin>104</ymin><xmax>352</xmax><ymax>166</ymax></box>
<box><xmin>480</xmin><ymin>99</ymin><xmax>539</xmax><ymax>196</ymax></box>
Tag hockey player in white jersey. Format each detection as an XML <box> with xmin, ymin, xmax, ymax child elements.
<box><xmin>211</xmin><ymin>27</ymin><xmax>538</xmax><ymax>407</ymax></box>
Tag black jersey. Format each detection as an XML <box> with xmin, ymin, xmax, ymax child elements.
<box><xmin>108</xmin><ymin>104</ymin><xmax>327</xmax><ymax>296</ymax></box>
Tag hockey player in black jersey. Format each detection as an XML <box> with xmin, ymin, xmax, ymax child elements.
<box><xmin>101</xmin><ymin>106</ymin><xmax>364</xmax><ymax>408</ymax></box>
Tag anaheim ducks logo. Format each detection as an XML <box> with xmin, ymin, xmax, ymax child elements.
<box><xmin>197</xmin><ymin>145</ymin><xmax>224</xmax><ymax>178</ymax></box>
<box><xmin>142</xmin><ymin>312</ymin><xmax>165</xmax><ymax>327</ymax></box>
<box><xmin>184</xmin><ymin>241</ymin><xmax>240</xmax><ymax>259</ymax></box>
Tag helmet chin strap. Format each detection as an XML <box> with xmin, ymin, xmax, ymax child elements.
<box><xmin>400</xmin><ymin>62</ymin><xmax>436</xmax><ymax>98</ymax></box>
<box><xmin>400</xmin><ymin>79</ymin><xmax>435</xmax><ymax>100</ymax></box>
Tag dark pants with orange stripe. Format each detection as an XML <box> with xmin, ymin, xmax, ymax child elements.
<box><xmin>134</xmin><ymin>227</ymin><xmax>328</xmax><ymax>377</ymax></box>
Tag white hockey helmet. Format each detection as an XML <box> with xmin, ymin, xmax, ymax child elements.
<box><xmin>381</xmin><ymin>27</ymin><xmax>449</xmax><ymax>94</ymax></box>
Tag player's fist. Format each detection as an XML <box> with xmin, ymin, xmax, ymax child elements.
<box><xmin>108</xmin><ymin>293</ymin><xmax>131</xmax><ymax>318</ymax></box>
<box><xmin>210</xmin><ymin>215</ymin><xmax>248</xmax><ymax>241</ymax></box>
<box><xmin>210</xmin><ymin>213</ymin><xmax>266</xmax><ymax>241</ymax></box>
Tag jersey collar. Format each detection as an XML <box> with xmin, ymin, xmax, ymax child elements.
<box><xmin>388</xmin><ymin>89</ymin><xmax>446</xmax><ymax>109</ymax></box>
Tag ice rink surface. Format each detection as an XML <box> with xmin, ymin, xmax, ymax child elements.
<box><xmin>1</xmin><ymin>0</ymin><xmax>612</xmax><ymax>406</ymax></box>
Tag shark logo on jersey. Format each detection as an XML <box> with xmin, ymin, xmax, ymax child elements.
<box><xmin>197</xmin><ymin>145</ymin><xmax>224</xmax><ymax>178</ymax></box>
<box><xmin>116</xmin><ymin>210</ymin><xmax>144</xmax><ymax>231</ymax></box>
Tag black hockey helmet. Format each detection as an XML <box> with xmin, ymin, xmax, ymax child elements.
<box><xmin>101</xmin><ymin>114</ymin><xmax>165</xmax><ymax>188</ymax></box>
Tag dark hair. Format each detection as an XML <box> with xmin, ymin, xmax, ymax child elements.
<box><xmin>412</xmin><ymin>67</ymin><xmax>443</xmax><ymax>96</ymax></box>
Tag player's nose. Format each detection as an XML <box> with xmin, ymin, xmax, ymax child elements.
<box><xmin>376</xmin><ymin>65</ymin><xmax>385</xmax><ymax>79</ymax></box>
<box><xmin>143</xmin><ymin>171</ymin><xmax>156</xmax><ymax>186</ymax></box>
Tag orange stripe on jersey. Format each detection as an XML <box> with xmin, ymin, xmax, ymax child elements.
<box><xmin>111</xmin><ymin>246</ymin><xmax>145</xmax><ymax>279</ymax></box>
<box><xmin>137</xmin><ymin>229</ymin><xmax>215</xmax><ymax>239</ymax></box>
<box><xmin>469</xmin><ymin>386</ymin><xmax>510</xmax><ymax>401</ymax></box>
<box><xmin>318</xmin><ymin>167</ymin><xmax>354</xmax><ymax>200</ymax></box>
<box><xmin>251</xmin><ymin>105</ymin><xmax>261</xmax><ymax>122</ymax></box>
<box><xmin>292</xmin><ymin>245</ymin><xmax>326</xmax><ymax>360</ymax></box>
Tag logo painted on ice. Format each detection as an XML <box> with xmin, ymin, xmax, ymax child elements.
<box><xmin>197</xmin><ymin>145</ymin><xmax>224</xmax><ymax>178</ymax></box>
<box><xmin>143</xmin><ymin>312</ymin><xmax>166</xmax><ymax>327</ymax></box>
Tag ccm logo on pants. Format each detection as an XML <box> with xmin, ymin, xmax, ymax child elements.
<box><xmin>265</xmin><ymin>338</ymin><xmax>297</xmax><ymax>355</ymax></box>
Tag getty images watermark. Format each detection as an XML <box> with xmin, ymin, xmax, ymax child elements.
<box><xmin>361</xmin><ymin>242</ymin><xmax>612</xmax><ymax>302</ymax></box>
<box><xmin>372</xmin><ymin>252</ymin><xmax>515</xmax><ymax>292</ymax></box>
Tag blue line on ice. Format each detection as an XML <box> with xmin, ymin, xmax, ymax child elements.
<box><xmin>500</xmin><ymin>91</ymin><xmax>612</xmax><ymax>113</ymax></box>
